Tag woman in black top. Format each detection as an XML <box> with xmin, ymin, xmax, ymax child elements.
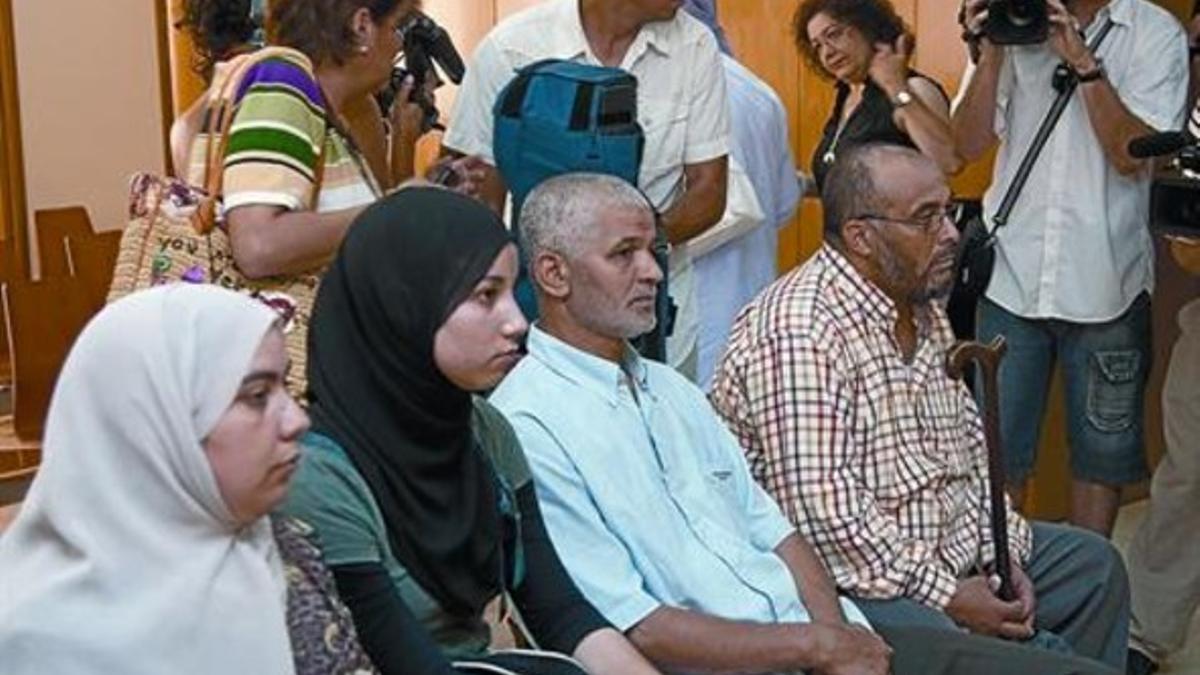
<box><xmin>793</xmin><ymin>0</ymin><xmax>962</xmax><ymax>190</ymax></box>
<box><xmin>290</xmin><ymin>188</ymin><xmax>660</xmax><ymax>675</ymax></box>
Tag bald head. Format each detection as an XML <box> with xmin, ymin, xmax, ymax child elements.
<box><xmin>821</xmin><ymin>143</ymin><xmax>939</xmax><ymax>245</ymax></box>
<box><xmin>820</xmin><ymin>143</ymin><xmax>959</xmax><ymax>306</ymax></box>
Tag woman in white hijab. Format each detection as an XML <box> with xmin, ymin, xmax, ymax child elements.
<box><xmin>0</xmin><ymin>284</ymin><xmax>312</xmax><ymax>674</ymax></box>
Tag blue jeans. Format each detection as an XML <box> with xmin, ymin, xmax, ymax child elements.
<box><xmin>976</xmin><ymin>294</ymin><xmax>1151</xmax><ymax>486</ymax></box>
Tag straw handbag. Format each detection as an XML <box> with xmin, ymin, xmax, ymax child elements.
<box><xmin>109</xmin><ymin>47</ymin><xmax>324</xmax><ymax>399</ymax></box>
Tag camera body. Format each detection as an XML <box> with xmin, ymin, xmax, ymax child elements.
<box><xmin>1151</xmin><ymin>158</ymin><xmax>1200</xmax><ymax>238</ymax></box>
<box><xmin>376</xmin><ymin>12</ymin><xmax>465</xmax><ymax>133</ymax></box>
<box><xmin>985</xmin><ymin>0</ymin><xmax>1049</xmax><ymax>45</ymax></box>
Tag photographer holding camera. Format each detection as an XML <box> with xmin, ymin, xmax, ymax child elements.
<box><xmin>348</xmin><ymin>10</ymin><xmax>469</xmax><ymax>189</ymax></box>
<box><xmin>952</xmin><ymin>0</ymin><xmax>1188</xmax><ymax>540</ymax></box>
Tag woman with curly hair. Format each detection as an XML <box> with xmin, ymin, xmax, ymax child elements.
<box><xmin>794</xmin><ymin>0</ymin><xmax>962</xmax><ymax>190</ymax></box>
<box><xmin>170</xmin><ymin>0</ymin><xmax>261</xmax><ymax>176</ymax></box>
<box><xmin>176</xmin><ymin>0</ymin><xmax>262</xmax><ymax>82</ymax></box>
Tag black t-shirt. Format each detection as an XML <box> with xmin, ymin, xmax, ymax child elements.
<box><xmin>811</xmin><ymin>72</ymin><xmax>948</xmax><ymax>191</ymax></box>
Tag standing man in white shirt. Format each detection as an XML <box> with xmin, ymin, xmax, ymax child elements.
<box><xmin>442</xmin><ymin>0</ymin><xmax>730</xmax><ymax>380</ymax></box>
<box><xmin>952</xmin><ymin>0</ymin><xmax>1188</xmax><ymax>537</ymax></box>
<box><xmin>682</xmin><ymin>0</ymin><xmax>804</xmax><ymax>390</ymax></box>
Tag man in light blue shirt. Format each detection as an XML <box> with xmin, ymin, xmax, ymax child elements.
<box><xmin>490</xmin><ymin>172</ymin><xmax>1120</xmax><ymax>675</ymax></box>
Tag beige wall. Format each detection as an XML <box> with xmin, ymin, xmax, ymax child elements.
<box><xmin>13</xmin><ymin>0</ymin><xmax>165</xmax><ymax>251</ymax></box>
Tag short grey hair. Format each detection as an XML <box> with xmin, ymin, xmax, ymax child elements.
<box><xmin>519</xmin><ymin>173</ymin><xmax>651</xmax><ymax>263</ymax></box>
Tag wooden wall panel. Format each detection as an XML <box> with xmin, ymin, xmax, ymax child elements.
<box><xmin>1158</xmin><ymin>0</ymin><xmax>1194</xmax><ymax>18</ymax></box>
<box><xmin>0</xmin><ymin>0</ymin><xmax>28</xmax><ymax>281</ymax></box>
<box><xmin>425</xmin><ymin>0</ymin><xmax>497</xmax><ymax>123</ymax></box>
<box><xmin>718</xmin><ymin>0</ymin><xmax>808</xmax><ymax>269</ymax></box>
<box><xmin>166</xmin><ymin>0</ymin><xmax>207</xmax><ymax>115</ymax></box>
<box><xmin>496</xmin><ymin>0</ymin><xmax>545</xmax><ymax>19</ymax></box>
<box><xmin>155</xmin><ymin>0</ymin><xmax>176</xmax><ymax>173</ymax></box>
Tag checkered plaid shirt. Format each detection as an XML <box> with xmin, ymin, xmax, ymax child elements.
<box><xmin>710</xmin><ymin>245</ymin><xmax>1032</xmax><ymax>609</ymax></box>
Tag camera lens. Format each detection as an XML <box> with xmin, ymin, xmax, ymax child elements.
<box><xmin>1006</xmin><ymin>0</ymin><xmax>1038</xmax><ymax>27</ymax></box>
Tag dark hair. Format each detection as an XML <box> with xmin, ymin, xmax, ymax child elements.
<box><xmin>177</xmin><ymin>0</ymin><xmax>258</xmax><ymax>82</ymax></box>
<box><xmin>792</xmin><ymin>0</ymin><xmax>909</xmax><ymax>79</ymax></box>
<box><xmin>267</xmin><ymin>0</ymin><xmax>407</xmax><ymax>67</ymax></box>
<box><xmin>820</xmin><ymin>143</ymin><xmax>898</xmax><ymax>245</ymax></box>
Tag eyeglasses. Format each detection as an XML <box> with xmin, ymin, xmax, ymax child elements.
<box><xmin>810</xmin><ymin>23</ymin><xmax>852</xmax><ymax>55</ymax></box>
<box><xmin>853</xmin><ymin>203</ymin><xmax>963</xmax><ymax>232</ymax></box>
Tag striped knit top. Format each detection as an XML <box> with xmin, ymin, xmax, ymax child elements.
<box><xmin>187</xmin><ymin>49</ymin><xmax>381</xmax><ymax>215</ymax></box>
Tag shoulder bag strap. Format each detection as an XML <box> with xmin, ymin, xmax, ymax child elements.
<box><xmin>990</xmin><ymin>18</ymin><xmax>1117</xmax><ymax>230</ymax></box>
<box><xmin>195</xmin><ymin>47</ymin><xmax>318</xmax><ymax>232</ymax></box>
<box><xmin>201</xmin><ymin>47</ymin><xmax>305</xmax><ymax>198</ymax></box>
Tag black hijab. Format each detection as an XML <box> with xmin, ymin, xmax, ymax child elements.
<box><xmin>307</xmin><ymin>187</ymin><xmax>513</xmax><ymax>616</ymax></box>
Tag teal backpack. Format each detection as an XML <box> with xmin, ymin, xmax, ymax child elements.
<box><xmin>493</xmin><ymin>59</ymin><xmax>645</xmax><ymax>320</ymax></box>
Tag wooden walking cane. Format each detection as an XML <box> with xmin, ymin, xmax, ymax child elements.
<box><xmin>946</xmin><ymin>336</ymin><xmax>1016</xmax><ymax>602</ymax></box>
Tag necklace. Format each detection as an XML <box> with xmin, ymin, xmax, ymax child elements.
<box><xmin>822</xmin><ymin>117</ymin><xmax>850</xmax><ymax>165</ymax></box>
<box><xmin>822</xmin><ymin>86</ymin><xmax>861</xmax><ymax>165</ymax></box>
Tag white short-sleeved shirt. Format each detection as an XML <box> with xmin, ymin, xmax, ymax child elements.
<box><xmin>957</xmin><ymin>0</ymin><xmax>1187</xmax><ymax>322</ymax></box>
<box><xmin>694</xmin><ymin>55</ymin><xmax>801</xmax><ymax>389</ymax></box>
<box><xmin>443</xmin><ymin>0</ymin><xmax>731</xmax><ymax>375</ymax></box>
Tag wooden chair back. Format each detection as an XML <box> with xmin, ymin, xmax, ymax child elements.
<box><xmin>64</xmin><ymin>231</ymin><xmax>120</xmax><ymax>310</ymax></box>
<box><xmin>1</xmin><ymin>275</ymin><xmax>95</xmax><ymax>440</ymax></box>
<box><xmin>34</xmin><ymin>206</ymin><xmax>94</xmax><ymax>280</ymax></box>
<box><xmin>0</xmin><ymin>237</ymin><xmax>11</xmax><ymax>387</ymax></box>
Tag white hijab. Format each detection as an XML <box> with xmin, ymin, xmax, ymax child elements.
<box><xmin>0</xmin><ymin>284</ymin><xmax>295</xmax><ymax>675</ymax></box>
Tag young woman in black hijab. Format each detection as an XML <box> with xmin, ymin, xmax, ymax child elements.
<box><xmin>280</xmin><ymin>187</ymin><xmax>660</xmax><ymax>675</ymax></box>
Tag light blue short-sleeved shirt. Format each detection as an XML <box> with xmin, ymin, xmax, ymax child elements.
<box><xmin>490</xmin><ymin>326</ymin><xmax>867</xmax><ymax>631</ymax></box>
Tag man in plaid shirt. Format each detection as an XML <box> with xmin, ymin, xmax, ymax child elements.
<box><xmin>711</xmin><ymin>143</ymin><xmax>1129</xmax><ymax>670</ymax></box>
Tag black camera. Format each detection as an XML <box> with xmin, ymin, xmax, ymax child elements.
<box><xmin>376</xmin><ymin>12</ymin><xmax>465</xmax><ymax>133</ymax></box>
<box><xmin>985</xmin><ymin>0</ymin><xmax>1049</xmax><ymax>45</ymax></box>
<box><xmin>1135</xmin><ymin>102</ymin><xmax>1200</xmax><ymax>236</ymax></box>
<box><xmin>1151</xmin><ymin>161</ymin><xmax>1200</xmax><ymax>238</ymax></box>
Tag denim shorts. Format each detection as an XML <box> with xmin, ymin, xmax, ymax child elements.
<box><xmin>976</xmin><ymin>293</ymin><xmax>1152</xmax><ymax>486</ymax></box>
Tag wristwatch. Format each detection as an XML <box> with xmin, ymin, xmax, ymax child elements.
<box><xmin>892</xmin><ymin>89</ymin><xmax>914</xmax><ymax>108</ymax></box>
<box><xmin>1075</xmin><ymin>59</ymin><xmax>1105</xmax><ymax>83</ymax></box>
